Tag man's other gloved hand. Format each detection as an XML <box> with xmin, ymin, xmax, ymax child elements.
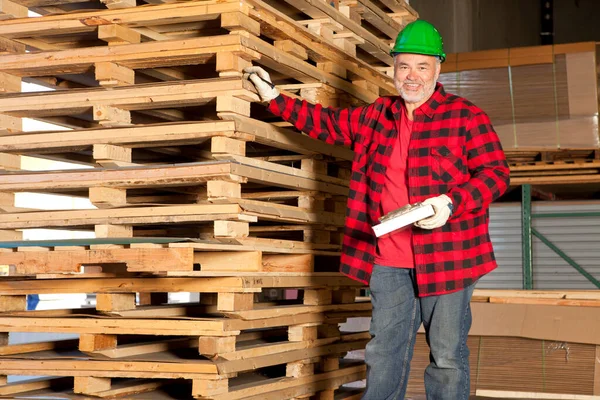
<box><xmin>415</xmin><ymin>194</ymin><xmax>453</xmax><ymax>230</ymax></box>
<box><xmin>242</xmin><ymin>66</ymin><xmax>280</xmax><ymax>102</ymax></box>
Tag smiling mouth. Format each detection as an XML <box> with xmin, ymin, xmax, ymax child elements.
<box><xmin>403</xmin><ymin>83</ymin><xmax>422</xmax><ymax>91</ymax></box>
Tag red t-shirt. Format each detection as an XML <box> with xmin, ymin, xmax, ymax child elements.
<box><xmin>374</xmin><ymin>105</ymin><xmax>414</xmax><ymax>268</ymax></box>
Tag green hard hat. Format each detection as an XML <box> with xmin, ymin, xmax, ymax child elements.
<box><xmin>390</xmin><ymin>20</ymin><xmax>446</xmax><ymax>62</ymax></box>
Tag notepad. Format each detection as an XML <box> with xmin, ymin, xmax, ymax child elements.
<box><xmin>372</xmin><ymin>203</ymin><xmax>435</xmax><ymax>237</ymax></box>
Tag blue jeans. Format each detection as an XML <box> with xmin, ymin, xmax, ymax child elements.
<box><xmin>362</xmin><ymin>265</ymin><xmax>475</xmax><ymax>400</ymax></box>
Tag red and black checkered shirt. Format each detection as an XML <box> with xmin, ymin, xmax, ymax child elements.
<box><xmin>268</xmin><ymin>83</ymin><xmax>510</xmax><ymax>296</ymax></box>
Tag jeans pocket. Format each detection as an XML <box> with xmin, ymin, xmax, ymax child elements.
<box><xmin>369</xmin><ymin>266</ymin><xmax>412</xmax><ymax>310</ymax></box>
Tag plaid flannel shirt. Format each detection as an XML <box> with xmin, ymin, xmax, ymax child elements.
<box><xmin>268</xmin><ymin>83</ymin><xmax>510</xmax><ymax>296</ymax></box>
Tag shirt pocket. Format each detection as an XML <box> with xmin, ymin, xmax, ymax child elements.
<box><xmin>430</xmin><ymin>145</ymin><xmax>466</xmax><ymax>183</ymax></box>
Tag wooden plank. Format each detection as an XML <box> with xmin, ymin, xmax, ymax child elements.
<box><xmin>235</xmin><ymin>199</ymin><xmax>345</xmax><ymax>226</ymax></box>
<box><xmin>0</xmin><ymin>34</ymin><xmax>256</xmax><ymax>76</ymax></box>
<box><xmin>489</xmin><ymin>297</ymin><xmax>600</xmax><ymax>307</ymax></box>
<box><xmin>0</xmin><ymin>162</ymin><xmax>236</xmax><ymax>191</ymax></box>
<box><xmin>0</xmin><ymin>359</ymin><xmax>218</xmax><ymax>376</ymax></box>
<box><xmin>0</xmin><ymin>78</ymin><xmax>259</xmax><ymax>117</ymax></box>
<box><xmin>354</xmin><ymin>0</ymin><xmax>402</xmax><ymax>39</ymax></box>
<box><xmin>89</xmin><ymin>380</ymin><xmax>164</xmax><ymax>398</ymax></box>
<box><xmin>79</xmin><ymin>334</ymin><xmax>117</xmax><ymax>352</ymax></box>
<box><xmin>219</xmin><ymin>113</ymin><xmax>354</xmax><ymax>161</ymax></box>
<box><xmin>98</xmin><ymin>24</ymin><xmax>141</xmax><ymax>45</ymax></box>
<box><xmin>216</xmin><ymin>364</ymin><xmax>365</xmax><ymax>400</ymax></box>
<box><xmin>475</xmin><ymin>390</ymin><xmax>600</xmax><ymax>399</ymax></box>
<box><xmin>0</xmin><ymin>294</ymin><xmax>25</xmax><ymax>311</ymax></box>
<box><xmin>100</xmin><ymin>0</ymin><xmax>136</xmax><ymax>10</ymax></box>
<box><xmin>0</xmin><ymin>36</ymin><xmax>25</xmax><ymax>53</ymax></box>
<box><xmin>262</xmin><ymin>254</ymin><xmax>314</xmax><ymax>272</ymax></box>
<box><xmin>0</xmin><ymin>313</ymin><xmax>325</xmax><ymax>336</ymax></box>
<box><xmin>74</xmin><ymin>376</ymin><xmax>111</xmax><ymax>395</ymax></box>
<box><xmin>0</xmin><ymin>122</ymin><xmax>246</xmax><ymax>153</ymax></box>
<box><xmin>223</xmin><ymin>302</ymin><xmax>370</xmax><ymax>320</ymax></box>
<box><xmin>219</xmin><ymin>336</ymin><xmax>338</xmax><ymax>360</ymax></box>
<box><xmin>473</xmin><ymin>289</ymin><xmax>570</xmax><ymax>299</ymax></box>
<box><xmin>278</xmin><ymin>0</ymin><xmax>392</xmax><ymax>65</ymax></box>
<box><xmin>113</xmin><ymin>302</ymin><xmax>368</xmax><ymax>321</ymax></box>
<box><xmin>376</xmin><ymin>0</ymin><xmax>417</xmax><ymax>14</ymax></box>
<box><xmin>0</xmin><ymin>1</ymin><xmax>245</xmax><ymax>38</ymax></box>
<box><xmin>96</xmin><ymin>293</ymin><xmax>136</xmax><ymax>312</ymax></box>
<box><xmin>217</xmin><ymin>292</ymin><xmax>254</xmax><ymax>312</ymax></box>
<box><xmin>511</xmin><ymin>175</ymin><xmax>600</xmax><ymax>185</ymax></box>
<box><xmin>0</xmin><ymin>247</ymin><xmax>195</xmax><ymax>274</ymax></box>
<box><xmin>0</xmin><ymin>204</ymin><xmax>253</xmax><ymax>229</ymax></box>
<box><xmin>229</xmin><ymin>155</ymin><xmax>348</xmax><ymax>186</ymax></box>
<box><xmin>215</xmin><ymin>337</ymin><xmax>368</xmax><ymax>374</ymax></box>
<box><xmin>94</xmin><ymin>338</ymin><xmax>196</xmax><ymax>358</ymax></box>
<box><xmin>0</xmin><ymin>377</ymin><xmax>71</xmax><ymax>396</ymax></box>
<box><xmin>0</xmin><ymin>339</ymin><xmax>77</xmax><ymax>355</ymax></box>
<box><xmin>0</xmin><ymin>368</ymin><xmax>218</xmax><ymax>380</ymax></box>
<box><xmin>195</xmin><ymin>251</ymin><xmax>263</xmax><ymax>272</ymax></box>
<box><xmin>246</xmin><ymin>0</ymin><xmax>395</xmax><ymax>93</ymax></box>
<box><xmin>241</xmin><ymin>34</ymin><xmax>378</xmax><ymax>104</ymax></box>
<box><xmin>95</xmin><ymin>62</ymin><xmax>135</xmax><ymax>87</ymax></box>
<box><xmin>0</xmin><ymin>0</ymin><xmax>27</xmax><ymax>20</ymax></box>
<box><xmin>0</xmin><ymin>160</ymin><xmax>348</xmax><ymax>196</ymax></box>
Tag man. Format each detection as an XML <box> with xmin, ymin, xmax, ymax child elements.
<box><xmin>244</xmin><ymin>20</ymin><xmax>509</xmax><ymax>400</ymax></box>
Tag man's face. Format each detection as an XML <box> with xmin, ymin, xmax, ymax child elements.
<box><xmin>393</xmin><ymin>53</ymin><xmax>441</xmax><ymax>104</ymax></box>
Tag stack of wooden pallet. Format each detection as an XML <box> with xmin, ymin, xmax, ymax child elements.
<box><xmin>0</xmin><ymin>0</ymin><xmax>418</xmax><ymax>398</ymax></box>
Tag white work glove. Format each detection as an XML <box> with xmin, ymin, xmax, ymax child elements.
<box><xmin>415</xmin><ymin>194</ymin><xmax>453</xmax><ymax>230</ymax></box>
<box><xmin>242</xmin><ymin>66</ymin><xmax>280</xmax><ymax>103</ymax></box>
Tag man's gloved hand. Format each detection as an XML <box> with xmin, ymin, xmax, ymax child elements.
<box><xmin>242</xmin><ymin>66</ymin><xmax>280</xmax><ymax>103</ymax></box>
<box><xmin>415</xmin><ymin>194</ymin><xmax>453</xmax><ymax>230</ymax></box>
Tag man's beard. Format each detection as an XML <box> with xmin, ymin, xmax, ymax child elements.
<box><xmin>395</xmin><ymin>79</ymin><xmax>436</xmax><ymax>104</ymax></box>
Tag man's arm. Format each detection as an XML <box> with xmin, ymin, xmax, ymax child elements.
<box><xmin>267</xmin><ymin>94</ymin><xmax>368</xmax><ymax>148</ymax></box>
<box><xmin>244</xmin><ymin>66</ymin><xmax>367</xmax><ymax>148</ymax></box>
<box><xmin>448</xmin><ymin>112</ymin><xmax>510</xmax><ymax>218</ymax></box>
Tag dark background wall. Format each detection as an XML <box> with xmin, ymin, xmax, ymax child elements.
<box><xmin>409</xmin><ymin>0</ymin><xmax>600</xmax><ymax>53</ymax></box>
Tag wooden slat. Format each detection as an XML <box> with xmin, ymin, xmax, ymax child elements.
<box><xmin>213</xmin><ymin>363</ymin><xmax>366</xmax><ymax>400</ymax></box>
<box><xmin>0</xmin><ymin>77</ymin><xmax>258</xmax><ymax>117</ymax></box>
<box><xmin>475</xmin><ymin>390</ymin><xmax>600</xmax><ymax>399</ymax></box>
<box><xmin>219</xmin><ymin>113</ymin><xmax>354</xmax><ymax>160</ymax></box>
<box><xmin>0</xmin><ymin>160</ymin><xmax>349</xmax><ymax>196</ymax></box>
<box><xmin>242</xmin><ymin>33</ymin><xmax>378</xmax><ymax>104</ymax></box>
<box><xmin>111</xmin><ymin>302</ymin><xmax>371</xmax><ymax>321</ymax></box>
<box><xmin>246</xmin><ymin>0</ymin><xmax>395</xmax><ymax>94</ymax></box>
<box><xmin>0</xmin><ymin>377</ymin><xmax>71</xmax><ymax>396</ymax></box>
<box><xmin>0</xmin><ymin>339</ymin><xmax>77</xmax><ymax>355</ymax></box>
<box><xmin>277</xmin><ymin>0</ymin><xmax>392</xmax><ymax>65</ymax></box>
<box><xmin>0</xmin><ymin>203</ymin><xmax>252</xmax><ymax>229</ymax></box>
<box><xmin>0</xmin><ymin>0</ymin><xmax>245</xmax><ymax>39</ymax></box>
<box><xmin>0</xmin><ymin>34</ymin><xmax>257</xmax><ymax>76</ymax></box>
<box><xmin>0</xmin><ymin>313</ymin><xmax>325</xmax><ymax>335</ymax></box>
<box><xmin>0</xmin><ymin>247</ymin><xmax>194</xmax><ymax>274</ymax></box>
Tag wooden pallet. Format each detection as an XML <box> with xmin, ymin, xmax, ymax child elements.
<box><xmin>0</xmin><ymin>289</ymin><xmax>369</xmax><ymax>398</ymax></box>
<box><xmin>0</xmin><ymin>361</ymin><xmax>365</xmax><ymax>399</ymax></box>
<box><xmin>0</xmin><ymin>0</ymin><xmax>416</xmax><ymax>68</ymax></box>
<box><xmin>0</xmin><ymin>239</ymin><xmax>346</xmax><ymax>276</ymax></box>
<box><xmin>509</xmin><ymin>160</ymin><xmax>600</xmax><ymax>185</ymax></box>
<box><xmin>0</xmin><ymin>280</ymin><xmax>370</xmax><ymax>398</ymax></box>
<box><xmin>0</xmin><ymin>118</ymin><xmax>354</xmax><ymax>164</ymax></box>
<box><xmin>0</xmin><ymin>159</ymin><xmax>349</xmax><ymax>200</ymax></box>
<box><xmin>0</xmin><ymin>1</ymin><xmax>395</xmax><ymax>94</ymax></box>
